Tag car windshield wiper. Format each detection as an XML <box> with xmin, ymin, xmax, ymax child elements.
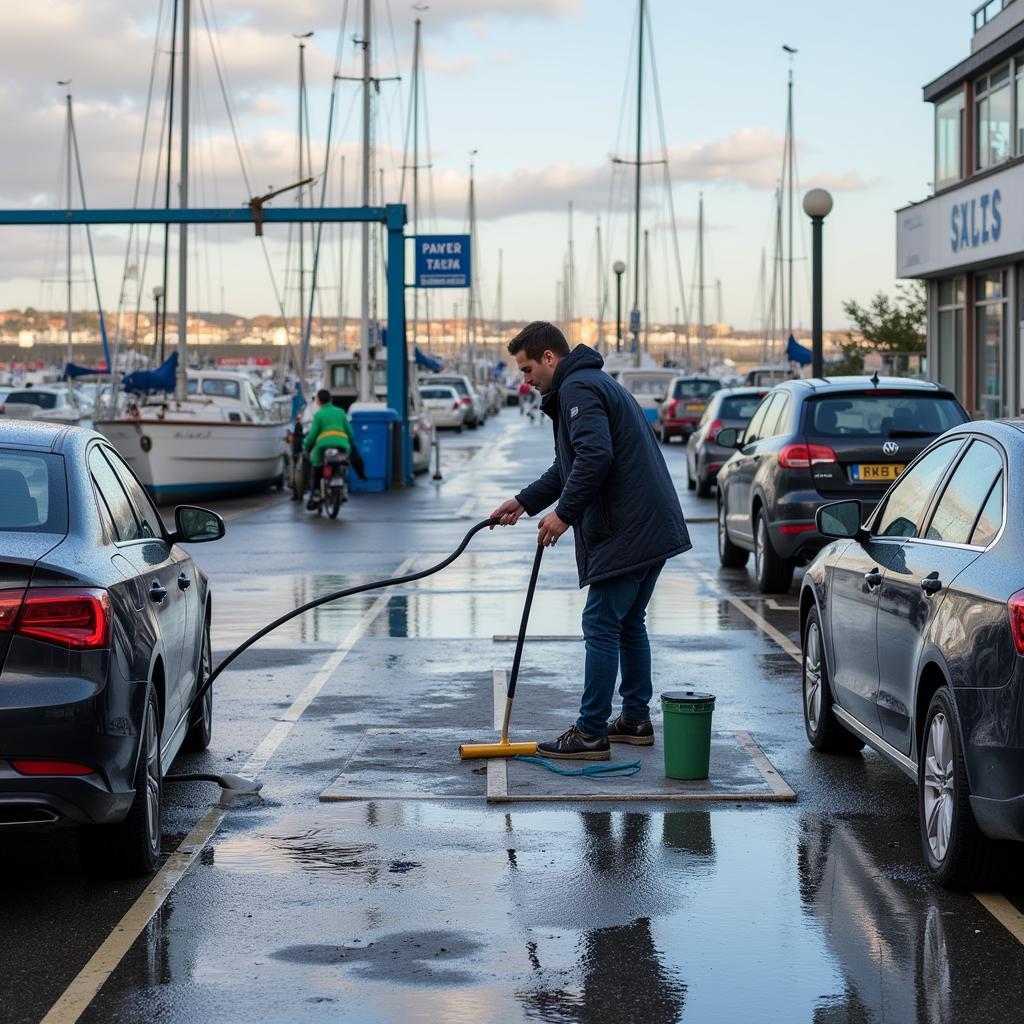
<box><xmin>887</xmin><ymin>429</ymin><xmax>935</xmax><ymax>438</ymax></box>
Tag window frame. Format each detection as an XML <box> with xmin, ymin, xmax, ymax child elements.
<box><xmin>934</xmin><ymin>89</ymin><xmax>965</xmax><ymax>188</ymax></box>
<box><xmin>741</xmin><ymin>392</ymin><xmax>780</xmax><ymax>446</ymax></box>
<box><xmin>87</xmin><ymin>444</ymin><xmax>143</xmax><ymax>544</ymax></box>
<box><xmin>975</xmin><ymin>63</ymin><xmax>1013</xmax><ymax>171</ymax></box>
<box><xmin>101</xmin><ymin>445</ymin><xmax>165</xmax><ymax>543</ymax></box>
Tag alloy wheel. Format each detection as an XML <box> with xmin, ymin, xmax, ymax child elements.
<box><xmin>804</xmin><ymin>620</ymin><xmax>822</xmax><ymax>733</ymax></box>
<box><xmin>923</xmin><ymin>711</ymin><xmax>955</xmax><ymax>862</ymax></box>
<box><xmin>200</xmin><ymin>629</ymin><xmax>213</xmax><ymax>731</ymax></box>
<box><xmin>144</xmin><ymin>700</ymin><xmax>161</xmax><ymax>853</ymax></box>
<box><xmin>718</xmin><ymin>501</ymin><xmax>727</xmax><ymax>556</ymax></box>
<box><xmin>755</xmin><ymin>517</ymin><xmax>767</xmax><ymax>581</ymax></box>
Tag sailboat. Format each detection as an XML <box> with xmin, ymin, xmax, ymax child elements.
<box><xmin>94</xmin><ymin>0</ymin><xmax>284</xmax><ymax>501</ymax></box>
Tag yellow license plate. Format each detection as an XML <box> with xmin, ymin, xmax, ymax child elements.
<box><xmin>685</xmin><ymin>403</ymin><xmax>704</xmax><ymax>410</ymax></box>
<box><xmin>851</xmin><ymin>463</ymin><xmax>904</xmax><ymax>482</ymax></box>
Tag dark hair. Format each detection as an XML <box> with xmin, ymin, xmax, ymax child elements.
<box><xmin>507</xmin><ymin>321</ymin><xmax>570</xmax><ymax>361</ymax></box>
<box><xmin>316</xmin><ymin>388</ymin><xmax>332</xmax><ymax>405</ymax></box>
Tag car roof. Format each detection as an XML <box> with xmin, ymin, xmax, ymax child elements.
<box><xmin>713</xmin><ymin>386</ymin><xmax>769</xmax><ymax>397</ymax></box>
<box><xmin>0</xmin><ymin>420</ymin><xmax>98</xmax><ymax>455</ymax></box>
<box><xmin>772</xmin><ymin>375</ymin><xmax>952</xmax><ymax>396</ymax></box>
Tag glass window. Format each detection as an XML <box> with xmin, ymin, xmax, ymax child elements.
<box><xmin>761</xmin><ymin>394</ymin><xmax>791</xmax><ymax>439</ymax></box>
<box><xmin>935</xmin><ymin>90</ymin><xmax>964</xmax><ymax>188</ymax></box>
<box><xmin>806</xmin><ymin>393</ymin><xmax>967</xmax><ymax>438</ymax></box>
<box><xmin>673</xmin><ymin>379</ymin><xmax>721</xmax><ymax>399</ymax></box>
<box><xmin>971</xmin><ymin>473</ymin><xmax>1003</xmax><ymax>546</ymax></box>
<box><xmin>89</xmin><ymin>448</ymin><xmax>141</xmax><ymax>542</ymax></box>
<box><xmin>5</xmin><ymin>391</ymin><xmax>58</xmax><ymax>410</ymax></box>
<box><xmin>938</xmin><ymin>276</ymin><xmax>965</xmax><ymax>307</ymax></box>
<box><xmin>977</xmin><ymin>65</ymin><xmax>1012</xmax><ymax>170</ymax></box>
<box><xmin>201</xmin><ymin>379</ymin><xmax>241</xmax><ymax>400</ymax></box>
<box><xmin>742</xmin><ymin>393</ymin><xmax>778</xmax><ymax>445</ymax></box>
<box><xmin>976</xmin><ymin>271</ymin><xmax>1006</xmax><ymax>418</ymax></box>
<box><xmin>719</xmin><ymin>394</ymin><xmax>768</xmax><ymax>420</ymax></box>
<box><xmin>874</xmin><ymin>439</ymin><xmax>965</xmax><ymax>538</ymax></box>
<box><xmin>1018</xmin><ymin>62</ymin><xmax>1024</xmax><ymax>154</ymax></box>
<box><xmin>0</xmin><ymin>450</ymin><xmax>67</xmax><ymax>533</ymax></box>
<box><xmin>936</xmin><ymin>276</ymin><xmax>964</xmax><ymax>395</ymax></box>
<box><xmin>103</xmin><ymin>448</ymin><xmax>161</xmax><ymax>540</ymax></box>
<box><xmin>925</xmin><ymin>441</ymin><xmax>1002</xmax><ymax>544</ymax></box>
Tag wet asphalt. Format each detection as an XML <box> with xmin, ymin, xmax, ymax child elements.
<box><xmin>3</xmin><ymin>408</ymin><xmax>1024</xmax><ymax>1023</ymax></box>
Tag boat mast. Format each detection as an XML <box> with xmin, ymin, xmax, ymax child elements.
<box><xmin>567</xmin><ymin>201</ymin><xmax>575</xmax><ymax>345</ymax></box>
<box><xmin>631</xmin><ymin>0</ymin><xmax>644</xmax><ymax>366</ymax></box>
<box><xmin>643</xmin><ymin>227</ymin><xmax>650</xmax><ymax>360</ymax></box>
<box><xmin>160</xmin><ymin>0</ymin><xmax>178</xmax><ymax>365</ymax></box>
<box><xmin>175</xmin><ymin>0</ymin><xmax>190</xmax><ymax>402</ymax></box>
<box><xmin>338</xmin><ymin>155</ymin><xmax>345</xmax><ymax>347</ymax></box>
<box><xmin>358</xmin><ymin>0</ymin><xmax>372</xmax><ymax>402</ymax></box>
<box><xmin>411</xmin><ymin>15</ymin><xmax>422</xmax><ymax>360</ymax></box>
<box><xmin>594</xmin><ymin>217</ymin><xmax>604</xmax><ymax>351</ymax></box>
<box><xmin>783</xmin><ymin>46</ymin><xmax>797</xmax><ymax>341</ymax></box>
<box><xmin>467</xmin><ymin>151</ymin><xmax>477</xmax><ymax>370</ymax></box>
<box><xmin>295</xmin><ymin>34</ymin><xmax>313</xmax><ymax>358</ymax></box>
<box><xmin>698</xmin><ymin>192</ymin><xmax>705</xmax><ymax>370</ymax></box>
<box><xmin>62</xmin><ymin>86</ymin><xmax>73</xmax><ymax>367</ymax></box>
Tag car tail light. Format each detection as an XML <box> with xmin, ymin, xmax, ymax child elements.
<box><xmin>461</xmin><ymin>396</ymin><xmax>471</xmax><ymax>405</ymax></box>
<box><xmin>706</xmin><ymin>418</ymin><xmax>724</xmax><ymax>442</ymax></box>
<box><xmin>779</xmin><ymin>523</ymin><xmax>816</xmax><ymax>535</ymax></box>
<box><xmin>0</xmin><ymin>589</ymin><xmax>24</xmax><ymax>633</ymax></box>
<box><xmin>16</xmin><ymin>588</ymin><xmax>111</xmax><ymax>650</ymax></box>
<box><xmin>778</xmin><ymin>443</ymin><xmax>837</xmax><ymax>469</ymax></box>
<box><xmin>452</xmin><ymin>401</ymin><xmax>460</xmax><ymax>411</ymax></box>
<box><xmin>10</xmin><ymin>759</ymin><xmax>95</xmax><ymax>776</ymax></box>
<box><xmin>1009</xmin><ymin>591</ymin><xmax>1024</xmax><ymax>655</ymax></box>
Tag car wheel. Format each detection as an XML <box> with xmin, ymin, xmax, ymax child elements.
<box><xmin>919</xmin><ymin>688</ymin><xmax>1002</xmax><ymax>888</ymax></box>
<box><xmin>660</xmin><ymin>428</ymin><xmax>671</xmax><ymax>445</ymax></box>
<box><xmin>685</xmin><ymin>459</ymin><xmax>697</xmax><ymax>492</ymax></box>
<box><xmin>754</xmin><ymin>512</ymin><xmax>794</xmax><ymax>594</ymax></box>
<box><xmin>696</xmin><ymin>474</ymin><xmax>713</xmax><ymax>499</ymax></box>
<box><xmin>717</xmin><ymin>494</ymin><xmax>749</xmax><ymax>568</ymax></box>
<box><xmin>79</xmin><ymin>689</ymin><xmax>162</xmax><ymax>877</ymax></box>
<box><xmin>183</xmin><ymin>618</ymin><xmax>213</xmax><ymax>752</ymax></box>
<box><xmin>802</xmin><ymin>607</ymin><xmax>864</xmax><ymax>754</ymax></box>
<box><xmin>456</xmin><ymin>422</ymin><xmax>463</xmax><ymax>434</ymax></box>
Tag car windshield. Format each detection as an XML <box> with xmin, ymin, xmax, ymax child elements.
<box><xmin>0</xmin><ymin>450</ymin><xmax>68</xmax><ymax>533</ymax></box>
<box><xmin>719</xmin><ymin>395</ymin><xmax>766</xmax><ymax>420</ymax></box>
<box><xmin>806</xmin><ymin>393</ymin><xmax>967</xmax><ymax>438</ymax></box>
<box><xmin>625</xmin><ymin>376</ymin><xmax>674</xmax><ymax>396</ymax></box>
<box><xmin>673</xmin><ymin>380</ymin><xmax>720</xmax><ymax>400</ymax></box>
<box><xmin>5</xmin><ymin>391</ymin><xmax>58</xmax><ymax>409</ymax></box>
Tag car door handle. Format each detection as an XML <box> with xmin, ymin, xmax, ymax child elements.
<box><xmin>149</xmin><ymin>582</ymin><xmax>168</xmax><ymax>603</ymax></box>
<box><xmin>177</xmin><ymin>573</ymin><xmax>191</xmax><ymax>591</ymax></box>
<box><xmin>863</xmin><ymin>569</ymin><xmax>882</xmax><ymax>588</ymax></box>
<box><xmin>921</xmin><ymin>575</ymin><xmax>942</xmax><ymax>595</ymax></box>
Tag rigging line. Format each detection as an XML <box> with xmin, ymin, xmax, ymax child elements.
<box><xmin>68</xmin><ymin>104</ymin><xmax>111</xmax><ymax>369</ymax></box>
<box><xmin>643</xmin><ymin>3</ymin><xmax>690</xmax><ymax>333</ymax></box>
<box><xmin>384</xmin><ymin>0</ymin><xmax>407</xmax><ymax>153</ymax></box>
<box><xmin>419</xmin><ymin>49</ymin><xmax>437</xmax><ymax>227</ymax></box>
<box><xmin>332</xmin><ymin>0</ymin><xmax>351</xmax><ymax>73</ymax></box>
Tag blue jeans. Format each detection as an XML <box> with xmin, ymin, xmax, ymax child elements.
<box><xmin>577</xmin><ymin>561</ymin><xmax>665</xmax><ymax>736</ymax></box>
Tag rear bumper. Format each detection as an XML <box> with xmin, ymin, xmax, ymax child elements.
<box><xmin>664</xmin><ymin>417</ymin><xmax>700</xmax><ymax>436</ymax></box>
<box><xmin>970</xmin><ymin>793</ymin><xmax>1024</xmax><ymax>842</ymax></box>
<box><xmin>0</xmin><ymin>770</ymin><xmax>134</xmax><ymax>829</ymax></box>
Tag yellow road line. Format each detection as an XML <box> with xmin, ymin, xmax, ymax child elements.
<box><xmin>974</xmin><ymin>892</ymin><xmax>1024</xmax><ymax>943</ymax></box>
<box><xmin>41</xmin><ymin>556</ymin><xmax>416</xmax><ymax>1024</ymax></box>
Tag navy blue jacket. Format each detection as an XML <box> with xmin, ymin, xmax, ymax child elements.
<box><xmin>517</xmin><ymin>345</ymin><xmax>691</xmax><ymax>587</ymax></box>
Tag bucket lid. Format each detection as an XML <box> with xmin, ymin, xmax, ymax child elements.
<box><xmin>661</xmin><ymin>690</ymin><xmax>715</xmax><ymax>706</ymax></box>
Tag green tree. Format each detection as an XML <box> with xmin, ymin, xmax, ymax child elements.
<box><xmin>829</xmin><ymin>282</ymin><xmax>926</xmax><ymax>374</ymax></box>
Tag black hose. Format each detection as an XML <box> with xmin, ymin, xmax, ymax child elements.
<box><xmin>186</xmin><ymin>516</ymin><xmax>503</xmax><ymax>716</ymax></box>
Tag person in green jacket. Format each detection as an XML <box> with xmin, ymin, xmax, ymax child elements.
<box><xmin>303</xmin><ymin>388</ymin><xmax>353</xmax><ymax>509</ymax></box>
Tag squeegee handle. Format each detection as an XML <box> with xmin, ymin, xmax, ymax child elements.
<box><xmin>506</xmin><ymin>542</ymin><xmax>544</xmax><ymax>702</ymax></box>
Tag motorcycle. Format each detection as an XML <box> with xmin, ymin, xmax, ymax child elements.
<box><xmin>308</xmin><ymin>448</ymin><xmax>349</xmax><ymax>518</ymax></box>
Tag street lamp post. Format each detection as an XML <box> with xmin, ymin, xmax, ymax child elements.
<box><xmin>613</xmin><ymin>260</ymin><xmax>626</xmax><ymax>352</ymax></box>
<box><xmin>152</xmin><ymin>285</ymin><xmax>165</xmax><ymax>362</ymax></box>
<box><xmin>802</xmin><ymin>188</ymin><xmax>833</xmax><ymax>379</ymax></box>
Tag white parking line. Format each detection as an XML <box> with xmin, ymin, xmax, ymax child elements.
<box><xmin>41</xmin><ymin>556</ymin><xmax>416</xmax><ymax>1024</ymax></box>
<box><xmin>699</xmin><ymin>574</ymin><xmax>801</xmax><ymax>662</ymax></box>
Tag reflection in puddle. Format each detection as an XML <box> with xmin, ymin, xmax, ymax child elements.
<box><xmin>214</xmin><ymin>830</ymin><xmax>374</xmax><ymax>877</ymax></box>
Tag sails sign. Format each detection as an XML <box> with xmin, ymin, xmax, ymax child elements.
<box><xmin>415</xmin><ymin>234</ymin><xmax>471</xmax><ymax>288</ymax></box>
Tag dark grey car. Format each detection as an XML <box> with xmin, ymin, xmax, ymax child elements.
<box><xmin>715</xmin><ymin>377</ymin><xmax>969</xmax><ymax>593</ymax></box>
<box><xmin>685</xmin><ymin>387</ymin><xmax>768</xmax><ymax>497</ymax></box>
<box><xmin>800</xmin><ymin>420</ymin><xmax>1024</xmax><ymax>887</ymax></box>
<box><xmin>0</xmin><ymin>422</ymin><xmax>223</xmax><ymax>876</ymax></box>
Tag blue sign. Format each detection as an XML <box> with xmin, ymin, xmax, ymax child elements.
<box><xmin>951</xmin><ymin>188</ymin><xmax>1001</xmax><ymax>254</ymax></box>
<box><xmin>415</xmin><ymin>234</ymin><xmax>471</xmax><ymax>288</ymax></box>
<box><xmin>629</xmin><ymin>309</ymin><xmax>640</xmax><ymax>333</ymax></box>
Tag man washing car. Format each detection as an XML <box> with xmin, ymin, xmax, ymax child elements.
<box><xmin>492</xmin><ymin>321</ymin><xmax>691</xmax><ymax>759</ymax></box>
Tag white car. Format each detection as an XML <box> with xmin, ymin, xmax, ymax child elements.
<box><xmin>419</xmin><ymin>384</ymin><xmax>466</xmax><ymax>431</ymax></box>
<box><xmin>427</xmin><ymin>374</ymin><xmax>486</xmax><ymax>428</ymax></box>
<box><xmin>0</xmin><ymin>385</ymin><xmax>93</xmax><ymax>426</ymax></box>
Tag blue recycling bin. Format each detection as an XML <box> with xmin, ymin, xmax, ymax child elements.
<box><xmin>349</xmin><ymin>407</ymin><xmax>400</xmax><ymax>492</ymax></box>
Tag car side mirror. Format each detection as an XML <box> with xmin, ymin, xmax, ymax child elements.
<box><xmin>171</xmin><ymin>505</ymin><xmax>225</xmax><ymax>544</ymax></box>
<box><xmin>815</xmin><ymin>500</ymin><xmax>864</xmax><ymax>540</ymax></box>
<box><xmin>715</xmin><ymin>427</ymin><xmax>741</xmax><ymax>448</ymax></box>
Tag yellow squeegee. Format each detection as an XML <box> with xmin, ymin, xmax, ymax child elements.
<box><xmin>459</xmin><ymin>543</ymin><xmax>543</xmax><ymax>759</ymax></box>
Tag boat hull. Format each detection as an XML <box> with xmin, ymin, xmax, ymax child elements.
<box><xmin>95</xmin><ymin>418</ymin><xmax>285</xmax><ymax>503</ymax></box>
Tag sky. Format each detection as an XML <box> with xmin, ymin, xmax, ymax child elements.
<box><xmin>0</xmin><ymin>0</ymin><xmax>971</xmax><ymax>332</ymax></box>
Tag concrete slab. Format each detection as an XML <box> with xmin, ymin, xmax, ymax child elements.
<box><xmin>320</xmin><ymin>726</ymin><xmax>795</xmax><ymax>804</ymax></box>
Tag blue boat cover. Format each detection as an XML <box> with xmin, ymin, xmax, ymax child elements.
<box><xmin>786</xmin><ymin>335</ymin><xmax>812</xmax><ymax>366</ymax></box>
<box><xmin>63</xmin><ymin>362</ymin><xmax>108</xmax><ymax>379</ymax></box>
<box><xmin>415</xmin><ymin>347</ymin><xmax>444</xmax><ymax>371</ymax></box>
<box><xmin>123</xmin><ymin>352</ymin><xmax>178</xmax><ymax>393</ymax></box>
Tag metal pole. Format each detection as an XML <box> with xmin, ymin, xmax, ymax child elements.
<box><xmin>385</xmin><ymin>204</ymin><xmax>410</xmax><ymax>484</ymax></box>
<box><xmin>176</xmin><ymin>0</ymin><xmax>190</xmax><ymax>402</ymax></box>
<box><xmin>615</xmin><ymin>270</ymin><xmax>623</xmax><ymax>352</ymax></box>
<box><xmin>297</xmin><ymin>39</ymin><xmax>307</xmax><ymax>358</ymax></box>
<box><xmin>359</xmin><ymin>0</ymin><xmax>372</xmax><ymax>402</ymax></box>
<box><xmin>631</xmin><ymin>0</ymin><xmax>644</xmax><ymax>356</ymax></box>
<box><xmin>65</xmin><ymin>92</ymin><xmax>72</xmax><ymax>367</ymax></box>
<box><xmin>643</xmin><ymin>227</ymin><xmax>650</xmax><ymax>360</ymax></box>
<box><xmin>786</xmin><ymin>67</ymin><xmax>794</xmax><ymax>341</ymax></box>
<box><xmin>412</xmin><ymin>17</ymin><xmax>421</xmax><ymax>360</ymax></box>
<box><xmin>160</xmin><ymin>0</ymin><xmax>178</xmax><ymax>370</ymax></box>
<box><xmin>698</xmin><ymin>192</ymin><xmax>705</xmax><ymax>371</ymax></box>
<box><xmin>811</xmin><ymin>215</ymin><xmax>824</xmax><ymax>378</ymax></box>
<box><xmin>338</xmin><ymin>155</ymin><xmax>345</xmax><ymax>347</ymax></box>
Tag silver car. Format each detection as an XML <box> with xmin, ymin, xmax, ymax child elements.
<box><xmin>427</xmin><ymin>374</ymin><xmax>485</xmax><ymax>428</ymax></box>
<box><xmin>419</xmin><ymin>384</ymin><xmax>466</xmax><ymax>431</ymax></box>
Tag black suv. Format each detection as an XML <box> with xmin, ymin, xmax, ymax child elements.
<box><xmin>715</xmin><ymin>376</ymin><xmax>969</xmax><ymax>593</ymax></box>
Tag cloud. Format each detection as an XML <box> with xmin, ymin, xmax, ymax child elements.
<box><xmin>424</xmin><ymin>51</ymin><xmax>476</xmax><ymax>77</ymax></box>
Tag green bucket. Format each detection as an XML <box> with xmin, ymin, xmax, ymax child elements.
<box><xmin>660</xmin><ymin>690</ymin><xmax>715</xmax><ymax>780</ymax></box>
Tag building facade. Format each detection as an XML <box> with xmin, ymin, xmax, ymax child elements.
<box><xmin>897</xmin><ymin>0</ymin><xmax>1024</xmax><ymax>418</ymax></box>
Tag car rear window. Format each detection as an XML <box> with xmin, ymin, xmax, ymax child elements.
<box><xmin>719</xmin><ymin>395</ymin><xmax>766</xmax><ymax>420</ymax></box>
<box><xmin>625</xmin><ymin>376</ymin><xmax>674</xmax><ymax>396</ymax></box>
<box><xmin>433</xmin><ymin>379</ymin><xmax>469</xmax><ymax>397</ymax></box>
<box><xmin>0</xmin><ymin>450</ymin><xmax>68</xmax><ymax>533</ymax></box>
<box><xmin>673</xmin><ymin>380</ymin><xmax>720</xmax><ymax>400</ymax></box>
<box><xmin>5</xmin><ymin>391</ymin><xmax>57</xmax><ymax>409</ymax></box>
<box><xmin>420</xmin><ymin>388</ymin><xmax>454</xmax><ymax>400</ymax></box>
<box><xmin>806</xmin><ymin>393</ymin><xmax>967</xmax><ymax>438</ymax></box>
